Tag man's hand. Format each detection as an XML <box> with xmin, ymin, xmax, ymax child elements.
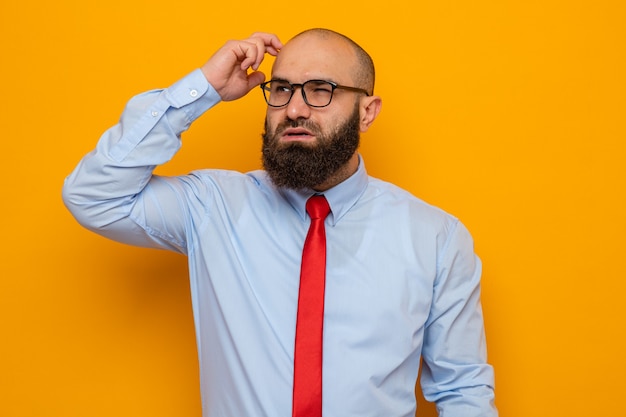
<box><xmin>201</xmin><ymin>32</ymin><xmax>283</xmax><ymax>102</ymax></box>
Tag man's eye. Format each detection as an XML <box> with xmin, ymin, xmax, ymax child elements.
<box><xmin>306</xmin><ymin>82</ymin><xmax>333</xmax><ymax>94</ymax></box>
<box><xmin>271</xmin><ymin>83</ymin><xmax>291</xmax><ymax>93</ymax></box>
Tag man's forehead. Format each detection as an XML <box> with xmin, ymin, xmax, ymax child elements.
<box><xmin>271</xmin><ymin>35</ymin><xmax>356</xmax><ymax>81</ymax></box>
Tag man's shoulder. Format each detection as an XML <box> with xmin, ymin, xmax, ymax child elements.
<box><xmin>188</xmin><ymin>168</ymin><xmax>271</xmax><ymax>187</ymax></box>
<box><xmin>364</xmin><ymin>175</ymin><xmax>458</xmax><ymax>225</ymax></box>
<box><xmin>169</xmin><ymin>169</ymin><xmax>278</xmax><ymax>204</ymax></box>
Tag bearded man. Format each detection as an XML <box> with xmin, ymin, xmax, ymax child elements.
<box><xmin>63</xmin><ymin>29</ymin><xmax>497</xmax><ymax>417</ymax></box>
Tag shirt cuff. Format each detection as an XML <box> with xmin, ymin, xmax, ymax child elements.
<box><xmin>109</xmin><ymin>69</ymin><xmax>221</xmax><ymax>163</ymax></box>
<box><xmin>165</xmin><ymin>68</ymin><xmax>222</xmax><ymax>121</ymax></box>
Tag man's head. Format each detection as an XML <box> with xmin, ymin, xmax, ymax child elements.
<box><xmin>261</xmin><ymin>28</ymin><xmax>382</xmax><ymax>190</ymax></box>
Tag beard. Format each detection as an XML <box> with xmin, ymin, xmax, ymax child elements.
<box><xmin>261</xmin><ymin>106</ymin><xmax>361</xmax><ymax>190</ymax></box>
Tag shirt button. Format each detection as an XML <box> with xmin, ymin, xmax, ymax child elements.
<box><xmin>151</xmin><ymin>111</ymin><xmax>159</xmax><ymax>117</ymax></box>
<box><xmin>190</xmin><ymin>89</ymin><xmax>198</xmax><ymax>97</ymax></box>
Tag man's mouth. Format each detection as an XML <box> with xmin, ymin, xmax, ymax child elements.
<box><xmin>280</xmin><ymin>127</ymin><xmax>316</xmax><ymax>142</ymax></box>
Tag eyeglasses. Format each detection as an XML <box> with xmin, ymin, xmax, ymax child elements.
<box><xmin>260</xmin><ymin>79</ymin><xmax>370</xmax><ymax>108</ymax></box>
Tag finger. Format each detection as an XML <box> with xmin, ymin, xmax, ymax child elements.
<box><xmin>239</xmin><ymin>38</ymin><xmax>267</xmax><ymax>71</ymax></box>
<box><xmin>236</xmin><ymin>41</ymin><xmax>261</xmax><ymax>71</ymax></box>
<box><xmin>247</xmin><ymin>70</ymin><xmax>266</xmax><ymax>89</ymax></box>
<box><xmin>246</xmin><ymin>32</ymin><xmax>283</xmax><ymax>69</ymax></box>
<box><xmin>249</xmin><ymin>32</ymin><xmax>283</xmax><ymax>55</ymax></box>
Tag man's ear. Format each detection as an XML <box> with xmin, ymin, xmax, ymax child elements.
<box><xmin>359</xmin><ymin>95</ymin><xmax>382</xmax><ymax>132</ymax></box>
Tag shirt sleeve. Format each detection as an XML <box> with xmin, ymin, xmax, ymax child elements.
<box><xmin>62</xmin><ymin>69</ymin><xmax>222</xmax><ymax>253</ymax></box>
<box><xmin>420</xmin><ymin>220</ymin><xmax>498</xmax><ymax>417</ymax></box>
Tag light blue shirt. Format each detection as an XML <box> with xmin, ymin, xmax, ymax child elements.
<box><xmin>63</xmin><ymin>69</ymin><xmax>497</xmax><ymax>417</ymax></box>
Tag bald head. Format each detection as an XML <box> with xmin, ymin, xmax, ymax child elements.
<box><xmin>276</xmin><ymin>28</ymin><xmax>376</xmax><ymax>95</ymax></box>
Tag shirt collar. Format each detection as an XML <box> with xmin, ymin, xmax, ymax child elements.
<box><xmin>279</xmin><ymin>155</ymin><xmax>369</xmax><ymax>226</ymax></box>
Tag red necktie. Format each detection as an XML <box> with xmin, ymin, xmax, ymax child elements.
<box><xmin>292</xmin><ymin>195</ymin><xmax>331</xmax><ymax>417</ymax></box>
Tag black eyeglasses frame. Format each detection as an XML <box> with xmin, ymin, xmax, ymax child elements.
<box><xmin>260</xmin><ymin>79</ymin><xmax>370</xmax><ymax>108</ymax></box>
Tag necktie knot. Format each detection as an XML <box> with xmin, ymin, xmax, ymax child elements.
<box><xmin>306</xmin><ymin>195</ymin><xmax>331</xmax><ymax>220</ymax></box>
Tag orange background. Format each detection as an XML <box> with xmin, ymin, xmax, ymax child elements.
<box><xmin>1</xmin><ymin>1</ymin><xmax>625</xmax><ymax>416</ymax></box>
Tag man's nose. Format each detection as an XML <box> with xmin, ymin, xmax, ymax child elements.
<box><xmin>286</xmin><ymin>87</ymin><xmax>312</xmax><ymax>120</ymax></box>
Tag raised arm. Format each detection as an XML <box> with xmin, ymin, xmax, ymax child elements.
<box><xmin>62</xmin><ymin>33</ymin><xmax>283</xmax><ymax>252</ymax></box>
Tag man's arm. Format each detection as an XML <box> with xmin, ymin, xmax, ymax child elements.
<box><xmin>420</xmin><ymin>220</ymin><xmax>498</xmax><ymax>416</ymax></box>
<box><xmin>62</xmin><ymin>33</ymin><xmax>283</xmax><ymax>251</ymax></box>
<box><xmin>62</xmin><ymin>70</ymin><xmax>219</xmax><ymax>251</ymax></box>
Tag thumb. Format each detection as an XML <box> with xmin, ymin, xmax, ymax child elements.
<box><xmin>247</xmin><ymin>71</ymin><xmax>266</xmax><ymax>90</ymax></box>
